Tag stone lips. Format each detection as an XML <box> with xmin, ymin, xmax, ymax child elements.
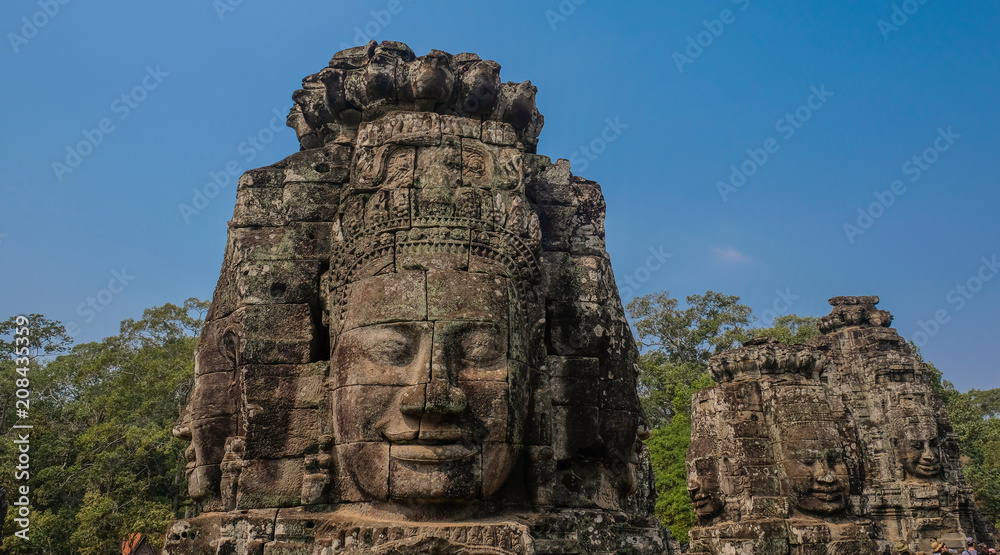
<box><xmin>687</xmin><ymin>296</ymin><xmax>998</xmax><ymax>554</ymax></box>
<box><xmin>165</xmin><ymin>41</ymin><xmax>673</xmax><ymax>554</ymax></box>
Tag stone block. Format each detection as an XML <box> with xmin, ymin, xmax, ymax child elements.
<box><xmin>236</xmin><ymin>259</ymin><xmax>322</xmax><ymax>306</ymax></box>
<box><xmin>284</xmin><ymin>183</ymin><xmax>340</xmax><ymax>222</ymax></box>
<box><xmin>237</xmin><ymin>458</ymin><xmax>304</xmax><ymax>509</ymax></box>
<box><xmin>234</xmin><ymin>187</ymin><xmax>287</xmax><ymax>227</ymax></box>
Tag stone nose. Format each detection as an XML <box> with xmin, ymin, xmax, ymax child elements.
<box><xmin>423</xmin><ymin>380</ymin><xmax>467</xmax><ymax>416</ymax></box>
<box><xmin>398</xmin><ymin>385</ymin><xmax>426</xmax><ymax>416</ymax></box>
<box><xmin>687</xmin><ymin>478</ymin><xmax>701</xmax><ymax>493</ymax></box>
<box><xmin>421</xmin><ymin>331</ymin><xmax>467</xmax><ymax>416</ymax></box>
<box><xmin>814</xmin><ymin>462</ymin><xmax>837</xmax><ymax>483</ymax></box>
<box><xmin>920</xmin><ymin>442</ymin><xmax>938</xmax><ymax>461</ymax></box>
<box><xmin>397</xmin><ymin>382</ymin><xmax>467</xmax><ymax>418</ymax></box>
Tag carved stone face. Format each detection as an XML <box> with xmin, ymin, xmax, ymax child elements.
<box><xmin>330</xmin><ymin>270</ymin><xmax>528</xmax><ymax>503</ymax></box>
<box><xmin>896</xmin><ymin>433</ymin><xmax>942</xmax><ymax>479</ymax></box>
<box><xmin>686</xmin><ymin>437</ymin><xmax>724</xmax><ymax>520</ymax></box>
<box><xmin>780</xmin><ymin>424</ymin><xmax>850</xmax><ymax>515</ymax></box>
<box><xmin>179</xmin><ymin>344</ymin><xmax>237</xmax><ymax>506</ymax></box>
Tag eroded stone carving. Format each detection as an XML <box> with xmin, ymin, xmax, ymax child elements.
<box><xmin>164</xmin><ymin>41</ymin><xmax>672</xmax><ymax>555</ymax></box>
<box><xmin>776</xmin><ymin>420</ymin><xmax>851</xmax><ymax>517</ymax></box>
<box><xmin>686</xmin><ymin>297</ymin><xmax>998</xmax><ymax>554</ymax></box>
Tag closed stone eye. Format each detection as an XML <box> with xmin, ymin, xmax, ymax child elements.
<box><xmin>459</xmin><ymin>331</ymin><xmax>503</xmax><ymax>364</ymax></box>
<box><xmin>361</xmin><ymin>329</ymin><xmax>415</xmax><ymax>366</ymax></box>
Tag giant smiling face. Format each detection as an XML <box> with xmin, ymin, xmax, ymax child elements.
<box><xmin>330</xmin><ymin>270</ymin><xmax>529</xmax><ymax>503</ymax></box>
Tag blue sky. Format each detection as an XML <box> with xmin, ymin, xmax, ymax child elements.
<box><xmin>2</xmin><ymin>1</ymin><xmax>998</xmax><ymax>390</ymax></box>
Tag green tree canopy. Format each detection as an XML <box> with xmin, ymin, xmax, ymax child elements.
<box><xmin>1</xmin><ymin>299</ymin><xmax>207</xmax><ymax>554</ymax></box>
<box><xmin>627</xmin><ymin>291</ymin><xmax>752</xmax><ymax>365</ymax></box>
<box><xmin>626</xmin><ymin>290</ymin><xmax>823</xmax><ymax>542</ymax></box>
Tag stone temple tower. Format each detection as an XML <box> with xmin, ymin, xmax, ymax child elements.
<box><xmin>686</xmin><ymin>296</ymin><xmax>997</xmax><ymax>554</ymax></box>
<box><xmin>164</xmin><ymin>41</ymin><xmax>673</xmax><ymax>554</ymax></box>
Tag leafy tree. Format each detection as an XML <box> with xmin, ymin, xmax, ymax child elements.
<box><xmin>627</xmin><ymin>291</ymin><xmax>752</xmax><ymax>427</ymax></box>
<box><xmin>744</xmin><ymin>314</ymin><xmax>820</xmax><ymax>345</ymax></box>
<box><xmin>627</xmin><ymin>291</ymin><xmax>821</xmax><ymax>542</ymax></box>
<box><xmin>645</xmin><ymin>371</ymin><xmax>714</xmax><ymax>540</ymax></box>
<box><xmin>628</xmin><ymin>291</ymin><xmax>752</xmax><ymax>365</ymax></box>
<box><xmin>0</xmin><ymin>316</ymin><xmax>72</xmax><ymax>437</ymax></box>
<box><xmin>1</xmin><ymin>299</ymin><xmax>207</xmax><ymax>554</ymax></box>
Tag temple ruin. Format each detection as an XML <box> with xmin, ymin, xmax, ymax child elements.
<box><xmin>164</xmin><ymin>41</ymin><xmax>671</xmax><ymax>554</ymax></box>
<box><xmin>161</xmin><ymin>40</ymin><xmax>998</xmax><ymax>555</ymax></box>
<box><xmin>687</xmin><ymin>296</ymin><xmax>997</xmax><ymax>554</ymax></box>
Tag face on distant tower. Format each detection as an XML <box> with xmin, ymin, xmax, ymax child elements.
<box><xmin>779</xmin><ymin>423</ymin><xmax>851</xmax><ymax>515</ymax></box>
<box><xmin>896</xmin><ymin>427</ymin><xmax>942</xmax><ymax>480</ymax></box>
<box><xmin>686</xmin><ymin>437</ymin><xmax>725</xmax><ymax>520</ymax></box>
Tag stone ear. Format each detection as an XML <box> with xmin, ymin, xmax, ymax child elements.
<box><xmin>221</xmin><ymin>328</ymin><xmax>239</xmax><ymax>365</ymax></box>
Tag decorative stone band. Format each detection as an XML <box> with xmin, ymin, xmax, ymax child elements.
<box><xmin>325</xmin><ymin>223</ymin><xmax>543</xmax><ymax>344</ymax></box>
<box><xmin>287</xmin><ymin>41</ymin><xmax>544</xmax><ymax>153</ymax></box>
<box><xmin>689</xmin><ymin>519</ymin><xmax>877</xmax><ymax>554</ymax></box>
<box><xmin>708</xmin><ymin>338</ymin><xmax>827</xmax><ymax>383</ymax></box>
<box><xmin>328</xmin><ymin>225</ymin><xmax>541</xmax><ymax>291</ymax></box>
<box><xmin>353</xmin><ymin>112</ymin><xmax>521</xmax><ymax>151</ymax></box>
<box><xmin>313</xmin><ymin>519</ymin><xmax>534</xmax><ymax>555</ymax></box>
